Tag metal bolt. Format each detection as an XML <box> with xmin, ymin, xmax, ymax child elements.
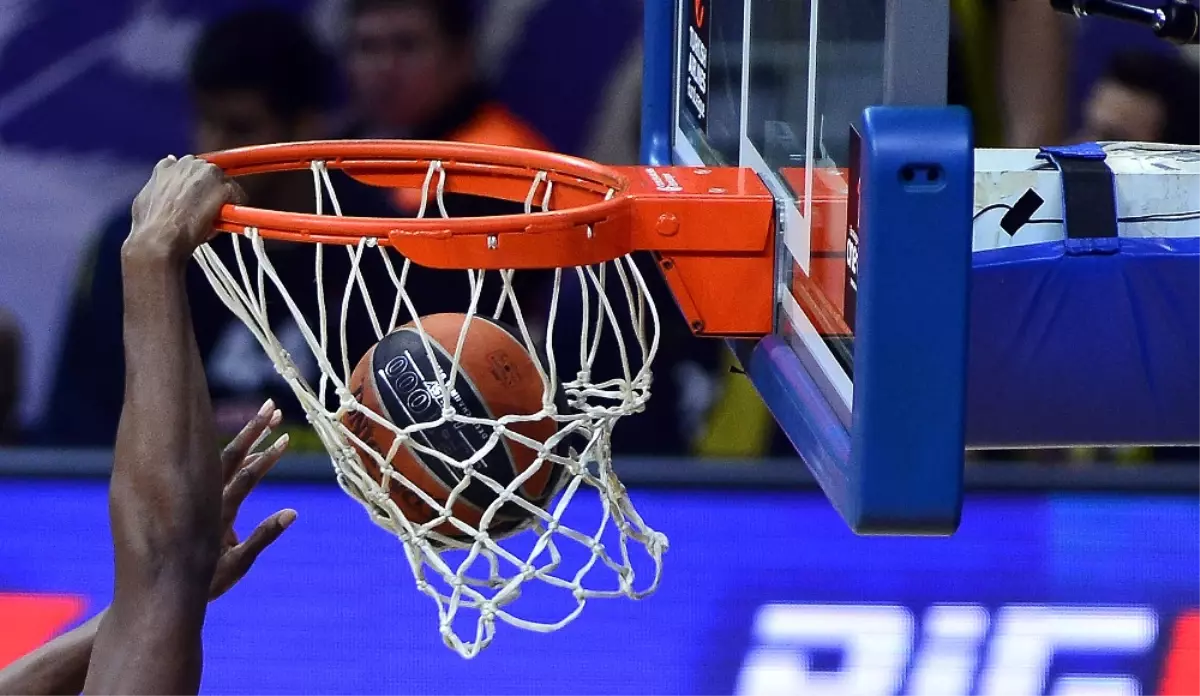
<box><xmin>487</xmin><ymin>235</ymin><xmax>498</xmax><ymax>249</ymax></box>
<box><xmin>708</xmin><ymin>187</ymin><xmax>726</xmax><ymax>194</ymax></box>
<box><xmin>655</xmin><ymin>213</ymin><xmax>680</xmax><ymax>237</ymax></box>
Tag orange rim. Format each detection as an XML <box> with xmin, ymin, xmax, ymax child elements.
<box><xmin>202</xmin><ymin>140</ymin><xmax>635</xmax><ymax>269</ymax></box>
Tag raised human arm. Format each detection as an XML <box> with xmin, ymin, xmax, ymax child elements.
<box><xmin>82</xmin><ymin>155</ymin><xmax>240</xmax><ymax>695</ymax></box>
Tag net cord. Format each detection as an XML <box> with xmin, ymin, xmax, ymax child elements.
<box><xmin>191</xmin><ymin>158</ymin><xmax>668</xmax><ymax>657</ymax></box>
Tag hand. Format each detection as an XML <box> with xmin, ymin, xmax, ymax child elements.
<box><xmin>124</xmin><ymin>154</ymin><xmax>245</xmax><ymax>265</ymax></box>
<box><xmin>209</xmin><ymin>400</ymin><xmax>298</xmax><ymax>600</ymax></box>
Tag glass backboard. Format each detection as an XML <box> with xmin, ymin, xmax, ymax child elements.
<box><xmin>645</xmin><ymin>0</ymin><xmax>971</xmax><ymax>534</ymax></box>
<box><xmin>667</xmin><ymin>0</ymin><xmax>949</xmax><ymax>426</ymax></box>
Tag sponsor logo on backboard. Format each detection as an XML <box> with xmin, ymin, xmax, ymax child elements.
<box><xmin>683</xmin><ymin>0</ymin><xmax>710</xmax><ymax>130</ymax></box>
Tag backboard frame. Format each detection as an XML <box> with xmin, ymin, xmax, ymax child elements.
<box><xmin>642</xmin><ymin>0</ymin><xmax>972</xmax><ymax>534</ymax></box>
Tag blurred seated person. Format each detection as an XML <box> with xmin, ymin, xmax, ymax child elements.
<box><xmin>37</xmin><ymin>9</ymin><xmax>410</xmax><ymax>449</ymax></box>
<box><xmin>0</xmin><ymin>307</ymin><xmax>18</xmax><ymax>443</ymax></box>
<box><xmin>341</xmin><ymin>0</ymin><xmax>551</xmax><ymax>214</ymax></box>
<box><xmin>949</xmin><ymin>0</ymin><xmax>1072</xmax><ymax>147</ymax></box>
<box><xmin>341</xmin><ymin>0</ymin><xmax>558</xmax><ymax>357</ymax></box>
<box><xmin>1077</xmin><ymin>50</ymin><xmax>1198</xmax><ymax>464</ymax></box>
<box><xmin>1077</xmin><ymin>49</ymin><xmax>1200</xmax><ymax>145</ymax></box>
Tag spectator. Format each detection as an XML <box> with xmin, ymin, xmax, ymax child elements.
<box><xmin>949</xmin><ymin>0</ymin><xmax>1073</xmax><ymax>148</ymax></box>
<box><xmin>1077</xmin><ymin>49</ymin><xmax>1200</xmax><ymax>145</ymax></box>
<box><xmin>343</xmin><ymin>0</ymin><xmax>547</xmax><ymax>147</ymax></box>
<box><xmin>1074</xmin><ymin>50</ymin><xmax>1199</xmax><ymax>465</ymax></box>
<box><xmin>338</xmin><ymin>0</ymin><xmax>561</xmax><ymax>375</ymax></box>
<box><xmin>341</xmin><ymin>0</ymin><xmax>551</xmax><ymax>213</ymax></box>
<box><xmin>37</xmin><ymin>9</ymin><xmax>400</xmax><ymax>448</ymax></box>
<box><xmin>0</xmin><ymin>308</ymin><xmax>18</xmax><ymax>444</ymax></box>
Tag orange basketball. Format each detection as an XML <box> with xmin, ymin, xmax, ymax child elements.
<box><xmin>342</xmin><ymin>313</ymin><xmax>564</xmax><ymax>542</ymax></box>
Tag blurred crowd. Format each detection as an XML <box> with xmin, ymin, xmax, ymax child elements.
<box><xmin>0</xmin><ymin>0</ymin><xmax>1196</xmax><ymax>464</ymax></box>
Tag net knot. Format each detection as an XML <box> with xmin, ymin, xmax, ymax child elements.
<box><xmin>274</xmin><ymin>354</ymin><xmax>300</xmax><ymax>382</ymax></box>
<box><xmin>190</xmin><ymin>157</ymin><xmax>668</xmax><ymax>657</ymax></box>
<box><xmin>334</xmin><ymin>446</ymin><xmax>357</xmax><ymax>467</ymax></box>
<box><xmin>364</xmin><ymin>487</ymin><xmax>391</xmax><ymax>508</ymax></box>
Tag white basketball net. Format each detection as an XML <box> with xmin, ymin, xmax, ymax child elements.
<box><xmin>192</xmin><ymin>159</ymin><xmax>666</xmax><ymax>657</ymax></box>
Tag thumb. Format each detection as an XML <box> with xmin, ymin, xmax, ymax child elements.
<box><xmin>226</xmin><ymin>180</ymin><xmax>248</xmax><ymax>206</ymax></box>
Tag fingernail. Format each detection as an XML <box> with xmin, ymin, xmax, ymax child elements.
<box><xmin>279</xmin><ymin>510</ymin><xmax>298</xmax><ymax>528</ymax></box>
<box><xmin>258</xmin><ymin>399</ymin><xmax>275</xmax><ymax>418</ymax></box>
<box><xmin>269</xmin><ymin>410</ymin><xmax>283</xmax><ymax>427</ymax></box>
<box><xmin>273</xmin><ymin>433</ymin><xmax>290</xmax><ymax>450</ymax></box>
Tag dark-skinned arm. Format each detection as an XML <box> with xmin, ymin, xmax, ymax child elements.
<box><xmin>81</xmin><ymin>155</ymin><xmax>243</xmax><ymax>695</ymax></box>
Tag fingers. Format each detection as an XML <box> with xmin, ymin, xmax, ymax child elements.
<box><xmin>151</xmin><ymin>155</ymin><xmax>177</xmax><ymax>177</ymax></box>
<box><xmin>131</xmin><ymin>155</ymin><xmax>179</xmax><ymax>212</ymax></box>
<box><xmin>200</xmin><ymin>175</ymin><xmax>246</xmax><ymax>245</ymax></box>
<box><xmin>221</xmin><ymin>399</ymin><xmax>282</xmax><ymax>480</ymax></box>
<box><xmin>127</xmin><ymin>154</ymin><xmax>241</xmax><ymax>260</ymax></box>
<box><xmin>226</xmin><ymin>179</ymin><xmax>248</xmax><ymax>206</ymax></box>
<box><xmin>209</xmin><ymin>509</ymin><xmax>298</xmax><ymax>600</ymax></box>
<box><xmin>191</xmin><ymin>157</ymin><xmax>242</xmax><ymax>225</ymax></box>
<box><xmin>221</xmin><ymin>433</ymin><xmax>290</xmax><ymax>528</ymax></box>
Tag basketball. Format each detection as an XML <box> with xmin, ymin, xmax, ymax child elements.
<box><xmin>342</xmin><ymin>313</ymin><xmax>564</xmax><ymax>542</ymax></box>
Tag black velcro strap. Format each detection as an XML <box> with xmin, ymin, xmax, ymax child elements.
<box><xmin>1037</xmin><ymin>143</ymin><xmax>1119</xmax><ymax>240</ymax></box>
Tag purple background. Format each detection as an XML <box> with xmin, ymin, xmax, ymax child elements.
<box><xmin>0</xmin><ymin>480</ymin><xmax>1195</xmax><ymax>694</ymax></box>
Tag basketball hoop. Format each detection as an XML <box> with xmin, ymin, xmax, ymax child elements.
<box><xmin>195</xmin><ymin>140</ymin><xmax>774</xmax><ymax>657</ymax></box>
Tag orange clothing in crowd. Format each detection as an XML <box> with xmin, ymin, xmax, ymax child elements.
<box><xmin>392</xmin><ymin>101</ymin><xmax>551</xmax><ymax>213</ymax></box>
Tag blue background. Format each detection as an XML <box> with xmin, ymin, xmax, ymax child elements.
<box><xmin>0</xmin><ymin>479</ymin><xmax>1195</xmax><ymax>694</ymax></box>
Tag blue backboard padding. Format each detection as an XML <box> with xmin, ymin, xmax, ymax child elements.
<box><xmin>850</xmin><ymin>107</ymin><xmax>973</xmax><ymax>534</ymax></box>
<box><xmin>740</xmin><ymin>336</ymin><xmax>851</xmax><ymax>490</ymax></box>
<box><xmin>967</xmin><ymin>236</ymin><xmax>1200</xmax><ymax>448</ymax></box>
<box><xmin>733</xmin><ymin>108</ymin><xmax>973</xmax><ymax>536</ymax></box>
<box><xmin>640</xmin><ymin>0</ymin><xmax>673</xmax><ymax>166</ymax></box>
